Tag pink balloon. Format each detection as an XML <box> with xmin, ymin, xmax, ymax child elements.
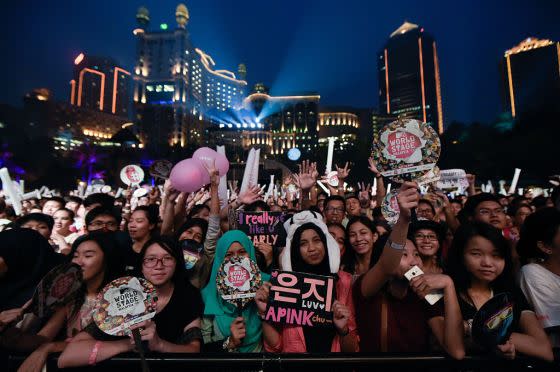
<box><xmin>169</xmin><ymin>158</ymin><xmax>208</xmax><ymax>193</ymax></box>
<box><xmin>193</xmin><ymin>147</ymin><xmax>229</xmax><ymax>176</ymax></box>
<box><xmin>215</xmin><ymin>152</ymin><xmax>229</xmax><ymax>176</ymax></box>
<box><xmin>193</xmin><ymin>147</ymin><xmax>217</xmax><ymax>166</ymax></box>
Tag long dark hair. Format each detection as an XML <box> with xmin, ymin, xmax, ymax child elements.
<box><xmin>446</xmin><ymin>222</ymin><xmax>515</xmax><ymax>294</ymax></box>
<box><xmin>69</xmin><ymin>232</ymin><xmax>125</xmax><ymax>317</ymax></box>
<box><xmin>342</xmin><ymin>216</ymin><xmax>379</xmax><ymax>274</ymax></box>
<box><xmin>140</xmin><ymin>235</ymin><xmax>186</xmax><ymax>285</ymax></box>
<box><xmin>290</xmin><ymin>223</ymin><xmax>331</xmax><ymax>275</ymax></box>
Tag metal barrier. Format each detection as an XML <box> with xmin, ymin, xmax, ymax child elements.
<box><xmin>4</xmin><ymin>352</ymin><xmax>559</xmax><ymax>372</ymax></box>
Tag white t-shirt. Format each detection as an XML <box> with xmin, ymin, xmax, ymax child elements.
<box><xmin>519</xmin><ymin>263</ymin><xmax>560</xmax><ymax>329</ymax></box>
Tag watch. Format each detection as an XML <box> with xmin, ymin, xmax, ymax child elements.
<box><xmin>222</xmin><ymin>336</ymin><xmax>236</xmax><ymax>351</ymax></box>
<box><xmin>387</xmin><ymin>239</ymin><xmax>406</xmax><ymax>251</ymax></box>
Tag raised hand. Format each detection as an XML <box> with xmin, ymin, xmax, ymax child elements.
<box><xmin>255</xmin><ymin>282</ymin><xmax>272</xmax><ymax>316</ymax></box>
<box><xmin>237</xmin><ymin>185</ymin><xmax>263</xmax><ymax>205</ymax></box>
<box><xmin>229</xmin><ymin>317</ymin><xmax>246</xmax><ymax>348</ymax></box>
<box><xmin>358</xmin><ymin>182</ymin><xmax>372</xmax><ymax>208</ymax></box>
<box><xmin>293</xmin><ymin>160</ymin><xmax>318</xmax><ymax>191</ymax></box>
<box><xmin>396</xmin><ymin>182</ymin><xmax>420</xmax><ymax>221</ymax></box>
<box><xmin>368</xmin><ymin>157</ymin><xmax>381</xmax><ymax>177</ymax></box>
<box><xmin>335</xmin><ymin>162</ymin><xmax>351</xmax><ymax>181</ymax></box>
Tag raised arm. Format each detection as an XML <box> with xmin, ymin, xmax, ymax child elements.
<box><xmin>360</xmin><ymin>181</ymin><xmax>419</xmax><ymax>298</ymax></box>
<box><xmin>368</xmin><ymin>157</ymin><xmax>386</xmax><ymax>207</ymax></box>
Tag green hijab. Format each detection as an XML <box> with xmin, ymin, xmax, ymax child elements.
<box><xmin>201</xmin><ymin>230</ymin><xmax>269</xmax><ymax>352</ymax></box>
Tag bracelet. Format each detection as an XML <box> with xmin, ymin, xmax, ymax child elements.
<box><xmin>88</xmin><ymin>341</ymin><xmax>102</xmax><ymax>366</ymax></box>
<box><xmin>387</xmin><ymin>239</ymin><xmax>406</xmax><ymax>251</ymax></box>
<box><xmin>337</xmin><ymin>327</ymin><xmax>350</xmax><ymax>336</ymax></box>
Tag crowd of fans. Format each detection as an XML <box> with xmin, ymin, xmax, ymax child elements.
<box><xmin>0</xmin><ymin>157</ymin><xmax>558</xmax><ymax>371</ymax></box>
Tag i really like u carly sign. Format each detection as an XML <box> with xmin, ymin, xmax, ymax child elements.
<box><xmin>265</xmin><ymin>270</ymin><xmax>336</xmax><ymax>328</ymax></box>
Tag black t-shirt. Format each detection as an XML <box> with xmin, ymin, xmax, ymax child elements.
<box><xmin>86</xmin><ymin>282</ymin><xmax>203</xmax><ymax>344</ymax></box>
<box><xmin>153</xmin><ymin>282</ymin><xmax>203</xmax><ymax>343</ymax></box>
<box><xmin>458</xmin><ymin>289</ymin><xmax>533</xmax><ymax>352</ymax></box>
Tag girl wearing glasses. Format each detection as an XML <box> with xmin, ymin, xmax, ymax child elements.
<box><xmin>447</xmin><ymin>222</ymin><xmax>553</xmax><ymax>361</ymax></box>
<box><xmin>58</xmin><ymin>236</ymin><xmax>203</xmax><ymax>368</ymax></box>
<box><xmin>410</xmin><ymin>220</ymin><xmax>444</xmax><ymax>274</ymax></box>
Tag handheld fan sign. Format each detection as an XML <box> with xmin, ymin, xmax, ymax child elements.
<box><xmin>381</xmin><ymin>189</ymin><xmax>400</xmax><ymax>226</ymax></box>
<box><xmin>149</xmin><ymin>160</ymin><xmax>173</xmax><ymax>180</ymax></box>
<box><xmin>31</xmin><ymin>262</ymin><xmax>83</xmax><ymax>318</ymax></box>
<box><xmin>93</xmin><ymin>276</ymin><xmax>157</xmax><ymax>372</ymax></box>
<box><xmin>373</xmin><ymin>119</ymin><xmax>441</xmax><ymax>183</ymax></box>
<box><xmin>120</xmin><ymin>165</ymin><xmax>145</xmax><ymax>186</ymax></box>
<box><xmin>471</xmin><ymin>292</ymin><xmax>515</xmax><ymax>349</ymax></box>
<box><xmin>216</xmin><ymin>256</ymin><xmax>262</xmax><ymax>313</ymax></box>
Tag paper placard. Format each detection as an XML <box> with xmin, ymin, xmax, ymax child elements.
<box><xmin>436</xmin><ymin>169</ymin><xmax>469</xmax><ymax>190</ymax></box>
<box><xmin>265</xmin><ymin>270</ymin><xmax>336</xmax><ymax>328</ymax></box>
<box><xmin>93</xmin><ymin>276</ymin><xmax>157</xmax><ymax>336</ymax></box>
<box><xmin>236</xmin><ymin>211</ymin><xmax>289</xmax><ymax>248</ymax></box>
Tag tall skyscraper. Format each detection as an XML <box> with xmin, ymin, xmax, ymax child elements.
<box><xmin>70</xmin><ymin>53</ymin><xmax>131</xmax><ymax>117</ymax></box>
<box><xmin>132</xmin><ymin>4</ymin><xmax>247</xmax><ymax>147</ymax></box>
<box><xmin>502</xmin><ymin>37</ymin><xmax>560</xmax><ymax>118</ymax></box>
<box><xmin>378</xmin><ymin>21</ymin><xmax>444</xmax><ymax>134</ymax></box>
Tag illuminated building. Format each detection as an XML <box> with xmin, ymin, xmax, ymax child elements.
<box><xmin>242</xmin><ymin>85</ymin><xmax>320</xmax><ymax>157</ymax></box>
<box><xmin>378</xmin><ymin>21</ymin><xmax>444</xmax><ymax>134</ymax></box>
<box><xmin>502</xmin><ymin>37</ymin><xmax>560</xmax><ymax>118</ymax></box>
<box><xmin>318</xmin><ymin>110</ymin><xmax>359</xmax><ymax>152</ymax></box>
<box><xmin>132</xmin><ymin>4</ymin><xmax>247</xmax><ymax>147</ymax></box>
<box><xmin>70</xmin><ymin>54</ymin><xmax>131</xmax><ymax>117</ymax></box>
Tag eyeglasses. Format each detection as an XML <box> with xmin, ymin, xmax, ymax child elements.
<box><xmin>143</xmin><ymin>256</ymin><xmax>175</xmax><ymax>268</ymax></box>
<box><xmin>477</xmin><ymin>208</ymin><xmax>505</xmax><ymax>217</ymax></box>
<box><xmin>89</xmin><ymin>220</ymin><xmax>118</xmax><ymax>229</ymax></box>
<box><xmin>414</xmin><ymin>234</ymin><xmax>438</xmax><ymax>241</ymax></box>
<box><xmin>326</xmin><ymin>207</ymin><xmax>345</xmax><ymax>214</ymax></box>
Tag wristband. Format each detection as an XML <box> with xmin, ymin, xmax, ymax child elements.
<box><xmin>387</xmin><ymin>239</ymin><xmax>405</xmax><ymax>250</ymax></box>
<box><xmin>88</xmin><ymin>341</ymin><xmax>102</xmax><ymax>366</ymax></box>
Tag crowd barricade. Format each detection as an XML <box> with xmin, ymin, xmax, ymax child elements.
<box><xmin>5</xmin><ymin>352</ymin><xmax>560</xmax><ymax>372</ymax></box>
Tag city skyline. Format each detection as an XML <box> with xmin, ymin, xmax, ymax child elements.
<box><xmin>1</xmin><ymin>0</ymin><xmax>559</xmax><ymax>125</ymax></box>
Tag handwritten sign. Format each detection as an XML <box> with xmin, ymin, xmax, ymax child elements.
<box><xmin>236</xmin><ymin>211</ymin><xmax>288</xmax><ymax>248</ymax></box>
<box><xmin>265</xmin><ymin>270</ymin><xmax>336</xmax><ymax>328</ymax></box>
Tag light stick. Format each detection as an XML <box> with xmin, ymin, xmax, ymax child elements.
<box><xmin>508</xmin><ymin>168</ymin><xmax>521</xmax><ymax>195</ymax></box>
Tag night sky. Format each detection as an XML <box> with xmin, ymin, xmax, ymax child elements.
<box><xmin>1</xmin><ymin>0</ymin><xmax>559</xmax><ymax>125</ymax></box>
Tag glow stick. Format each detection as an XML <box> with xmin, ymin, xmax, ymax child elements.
<box><xmin>386</xmin><ymin>183</ymin><xmax>392</xmax><ymax>194</ymax></box>
<box><xmin>372</xmin><ymin>177</ymin><xmax>377</xmax><ymax>196</ymax></box>
<box><xmin>250</xmin><ymin>149</ymin><xmax>260</xmax><ymax>188</ymax></box>
<box><xmin>265</xmin><ymin>175</ymin><xmax>275</xmax><ymax>200</ymax></box>
<box><xmin>216</xmin><ymin>146</ymin><xmax>229</xmax><ymax>209</ymax></box>
<box><xmin>325</xmin><ymin>137</ymin><xmax>335</xmax><ymax>174</ymax></box>
<box><xmin>508</xmin><ymin>168</ymin><xmax>521</xmax><ymax>195</ymax></box>
<box><xmin>240</xmin><ymin>148</ymin><xmax>255</xmax><ymax>194</ymax></box>
<box><xmin>0</xmin><ymin>168</ymin><xmax>22</xmax><ymax>215</ymax></box>
<box><xmin>316</xmin><ymin>180</ymin><xmax>330</xmax><ymax>195</ymax></box>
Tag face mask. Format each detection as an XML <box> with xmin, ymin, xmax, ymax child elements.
<box><xmin>181</xmin><ymin>239</ymin><xmax>203</xmax><ymax>270</ymax></box>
